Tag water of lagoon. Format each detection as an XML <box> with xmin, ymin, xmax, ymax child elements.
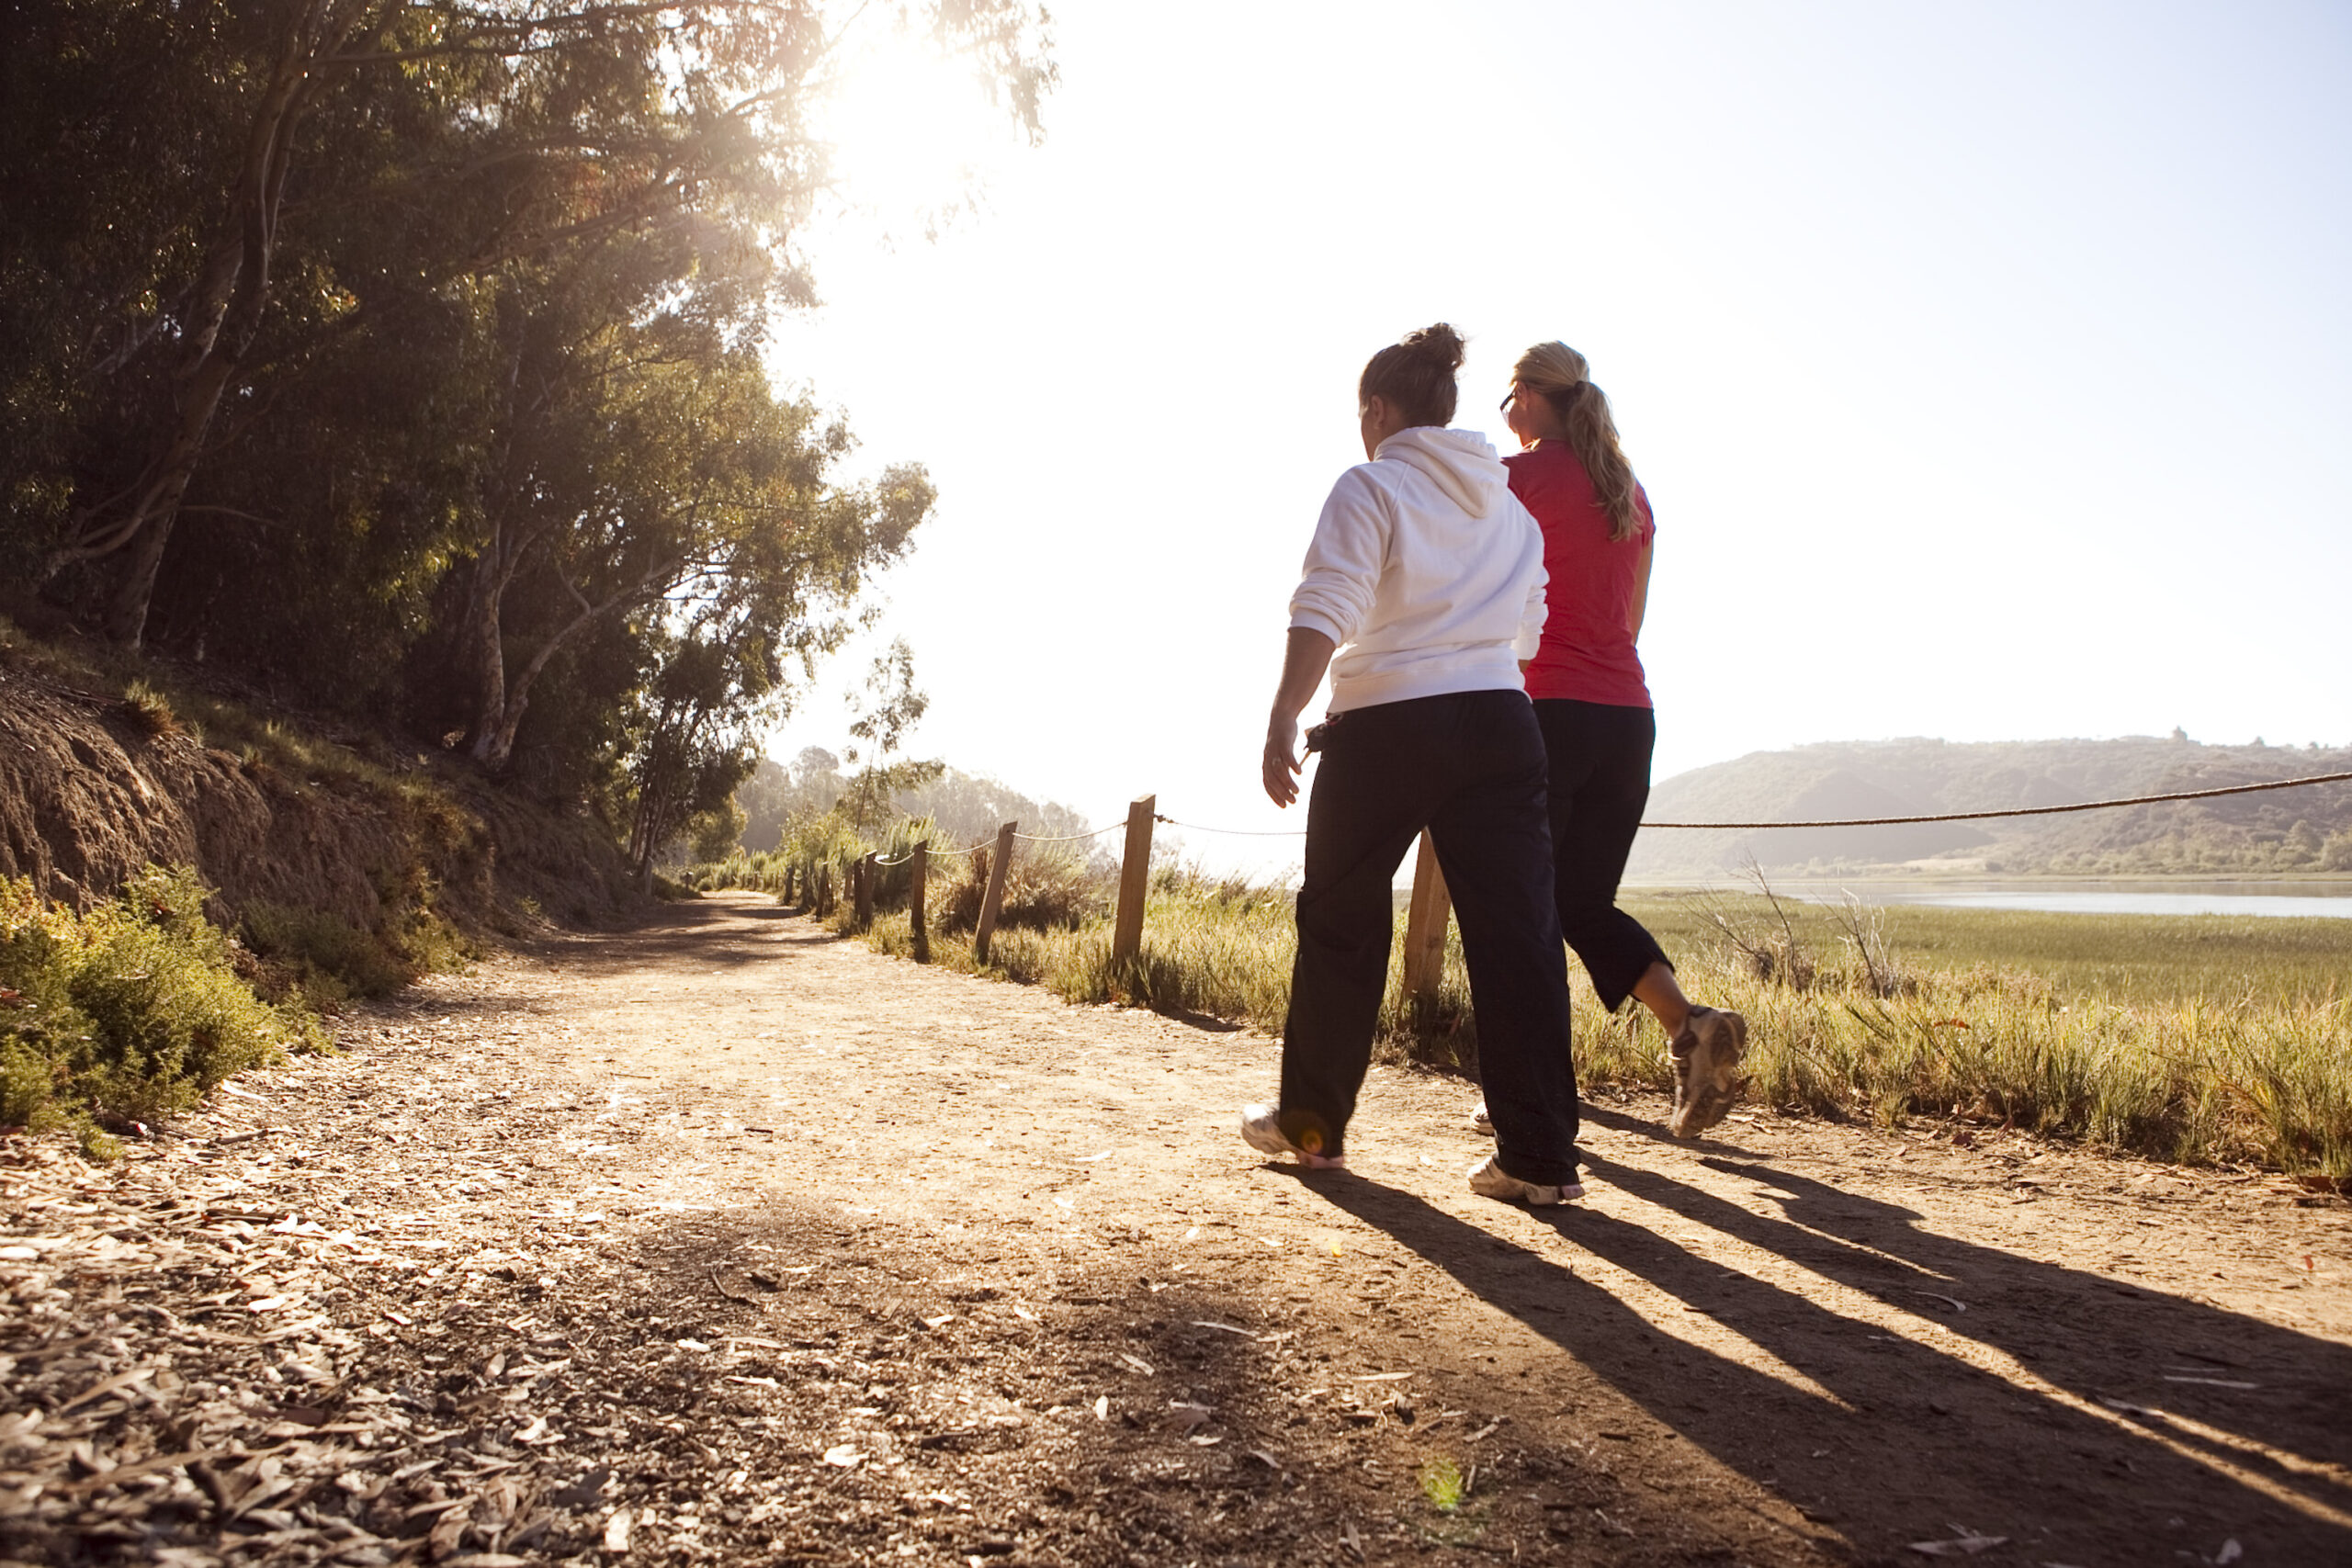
<box><xmin>1766</xmin><ymin>881</ymin><xmax>2352</xmax><ymax>920</ymax></box>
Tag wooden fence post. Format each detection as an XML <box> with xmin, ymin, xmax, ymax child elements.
<box><xmin>1113</xmin><ymin>794</ymin><xmax>1155</xmax><ymax>963</ymax></box>
<box><xmin>817</xmin><ymin>864</ymin><xmax>832</xmax><ymax>919</ymax></box>
<box><xmin>783</xmin><ymin>863</ymin><xmax>796</xmax><ymax>907</ymax></box>
<box><xmin>909</xmin><ymin>841</ymin><xmax>930</xmax><ymax>963</ymax></box>
<box><xmin>1400</xmin><ymin>829</ymin><xmax>1452</xmax><ymax>1009</ymax></box>
<box><xmin>854</xmin><ymin>852</ymin><xmax>875</xmax><ymax>928</ymax></box>
<box><xmin>973</xmin><ymin>820</ymin><xmax>1018</xmax><ymax>964</ymax></box>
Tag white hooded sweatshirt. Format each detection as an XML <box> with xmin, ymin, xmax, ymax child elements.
<box><xmin>1287</xmin><ymin>426</ymin><xmax>1547</xmax><ymax>715</ymax></box>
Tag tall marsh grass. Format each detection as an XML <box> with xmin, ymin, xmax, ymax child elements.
<box><xmin>824</xmin><ymin>853</ymin><xmax>2352</xmax><ymax>1182</ymax></box>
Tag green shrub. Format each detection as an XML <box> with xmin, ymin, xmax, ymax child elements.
<box><xmin>0</xmin><ymin>868</ymin><xmax>327</xmax><ymax>1144</ymax></box>
<box><xmin>368</xmin><ymin>857</ymin><xmax>479</xmax><ymax>976</ymax></box>
<box><xmin>242</xmin><ymin>900</ymin><xmax>412</xmax><ymax>1009</ymax></box>
<box><xmin>0</xmin><ymin>1029</ymin><xmax>61</xmax><ymax>1130</ymax></box>
<box><xmin>393</xmin><ymin>904</ymin><xmax>477</xmax><ymax>973</ymax></box>
<box><xmin>687</xmin><ymin>849</ymin><xmax>789</xmax><ymax>895</ymax></box>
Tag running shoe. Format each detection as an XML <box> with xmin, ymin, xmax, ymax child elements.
<box><xmin>1466</xmin><ymin>1153</ymin><xmax>1582</xmax><ymax>1206</ymax></box>
<box><xmin>1471</xmin><ymin>1100</ymin><xmax>1493</xmax><ymax>1136</ymax></box>
<box><xmin>1668</xmin><ymin>1006</ymin><xmax>1747</xmax><ymax>1139</ymax></box>
<box><xmin>1239</xmin><ymin>1103</ymin><xmax>1346</xmax><ymax>1169</ymax></box>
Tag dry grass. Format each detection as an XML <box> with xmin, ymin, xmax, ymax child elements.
<box><xmin>933</xmin><ymin>847</ymin><xmax>1107</xmax><ymax>934</ymax></box>
<box><xmin>859</xmin><ymin>863</ymin><xmax>1478</xmax><ymax>1066</ymax></box>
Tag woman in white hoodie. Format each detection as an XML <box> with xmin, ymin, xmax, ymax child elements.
<box><xmin>1242</xmin><ymin>324</ymin><xmax>1585</xmax><ymax>1206</ymax></box>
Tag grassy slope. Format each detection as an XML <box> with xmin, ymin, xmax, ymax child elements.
<box><xmin>1</xmin><ymin>613</ymin><xmax>645</xmax><ymax>937</ymax></box>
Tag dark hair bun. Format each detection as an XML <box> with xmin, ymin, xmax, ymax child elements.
<box><xmin>1403</xmin><ymin>322</ymin><xmax>1466</xmax><ymax>372</ymax></box>
<box><xmin>1359</xmin><ymin>322</ymin><xmax>1465</xmax><ymax>428</ymax></box>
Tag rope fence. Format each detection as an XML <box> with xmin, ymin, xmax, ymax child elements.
<box><xmin>835</xmin><ymin>771</ymin><xmax>2352</xmax><ymax>876</ymax></box>
<box><xmin>876</xmin><ymin>822</ymin><xmax>1128</xmax><ymax>863</ymax></box>
<box><xmin>876</xmin><ymin>834</ymin><xmax>995</xmax><ymax>864</ymax></box>
<box><xmin>1145</xmin><ymin>769</ymin><xmax>2352</xmax><ymax>838</ymax></box>
<box><xmin>1635</xmin><ymin>769</ymin><xmax>2352</xmax><ymax>830</ymax></box>
<box><xmin>1012</xmin><ymin>822</ymin><xmax>1128</xmax><ymax>843</ymax></box>
<box><xmin>1154</xmin><ymin>815</ymin><xmax>1304</xmax><ymax>838</ymax></box>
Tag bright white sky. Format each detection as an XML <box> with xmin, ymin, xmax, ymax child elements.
<box><xmin>762</xmin><ymin>0</ymin><xmax>2351</xmax><ymax>874</ymax></box>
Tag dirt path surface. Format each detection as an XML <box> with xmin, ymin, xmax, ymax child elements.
<box><xmin>6</xmin><ymin>894</ymin><xmax>2349</xmax><ymax>1568</ymax></box>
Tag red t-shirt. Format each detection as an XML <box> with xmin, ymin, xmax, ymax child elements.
<box><xmin>1506</xmin><ymin>442</ymin><xmax>1654</xmax><ymax>709</ymax></box>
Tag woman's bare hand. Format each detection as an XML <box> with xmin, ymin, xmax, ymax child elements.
<box><xmin>1262</xmin><ymin>627</ymin><xmax>1334</xmax><ymax>809</ymax></box>
<box><xmin>1263</xmin><ymin>718</ymin><xmax>1302</xmax><ymax>807</ymax></box>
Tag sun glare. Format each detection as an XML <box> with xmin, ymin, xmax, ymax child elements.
<box><xmin>815</xmin><ymin>36</ymin><xmax>1015</xmax><ymax>231</ymax></box>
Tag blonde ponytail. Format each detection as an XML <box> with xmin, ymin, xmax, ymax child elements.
<box><xmin>1512</xmin><ymin>342</ymin><xmax>1645</xmax><ymax>543</ymax></box>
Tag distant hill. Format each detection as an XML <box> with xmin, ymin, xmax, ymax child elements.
<box><xmin>1627</xmin><ymin>735</ymin><xmax>2352</xmax><ymax>879</ymax></box>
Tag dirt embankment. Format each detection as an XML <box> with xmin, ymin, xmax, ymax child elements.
<box><xmin>0</xmin><ymin>649</ymin><xmax>639</xmax><ymax>936</ymax></box>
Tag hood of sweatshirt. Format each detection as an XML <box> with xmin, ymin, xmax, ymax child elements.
<box><xmin>1374</xmin><ymin>426</ymin><xmax>1513</xmax><ymax>519</ymax></box>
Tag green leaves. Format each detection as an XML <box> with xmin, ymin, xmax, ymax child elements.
<box><xmin>0</xmin><ymin>869</ymin><xmax>326</xmax><ymax>1143</ymax></box>
<box><xmin>6</xmin><ymin>0</ymin><xmax>1044</xmax><ymax>818</ymax></box>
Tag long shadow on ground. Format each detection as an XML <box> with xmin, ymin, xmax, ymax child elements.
<box><xmin>431</xmin><ymin>1197</ymin><xmax>1797</xmax><ymax>1565</ymax></box>
<box><xmin>1300</xmin><ymin>1146</ymin><xmax>2352</xmax><ymax>1568</ymax></box>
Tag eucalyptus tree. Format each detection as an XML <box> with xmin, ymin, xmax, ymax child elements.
<box><xmin>6</xmin><ymin>0</ymin><xmax>1052</xmax><ymax>646</ymax></box>
<box><xmin>615</xmin><ymin>487</ymin><xmax>934</xmax><ymax>885</ymax></box>
<box><xmin>839</xmin><ymin>637</ymin><xmax>944</xmax><ymax>832</ymax></box>
<box><xmin>458</xmin><ymin>322</ymin><xmax>934</xmax><ymax>775</ymax></box>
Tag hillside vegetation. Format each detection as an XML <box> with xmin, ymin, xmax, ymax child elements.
<box><xmin>1</xmin><ymin>867</ymin><xmax>329</xmax><ymax>1155</ymax></box>
<box><xmin>0</xmin><ymin>624</ymin><xmax>639</xmax><ymax>932</ymax></box>
<box><xmin>0</xmin><ymin>623</ymin><xmax>672</xmax><ymax>1151</ymax></box>
<box><xmin>1630</xmin><ymin>734</ymin><xmax>2352</xmax><ymax>878</ymax></box>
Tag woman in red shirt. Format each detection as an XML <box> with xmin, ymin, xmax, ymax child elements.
<box><xmin>1492</xmin><ymin>341</ymin><xmax>1746</xmax><ymax>1139</ymax></box>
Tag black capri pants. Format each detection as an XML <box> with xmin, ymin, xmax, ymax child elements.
<box><xmin>1533</xmin><ymin>697</ymin><xmax>1673</xmax><ymax>1013</ymax></box>
<box><xmin>1278</xmin><ymin>689</ymin><xmax>1582</xmax><ymax>1187</ymax></box>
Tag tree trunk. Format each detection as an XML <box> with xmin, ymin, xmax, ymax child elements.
<box><xmin>103</xmin><ymin>510</ymin><xmax>181</xmax><ymax>647</ymax></box>
<box><xmin>481</xmin><ymin>688</ymin><xmax>534</xmax><ymax>775</ymax></box>
<box><xmin>474</xmin><ymin>561</ymin><xmax>673</xmax><ymax>773</ymax></box>
<box><xmin>83</xmin><ymin>0</ymin><xmax>349</xmax><ymax>645</ymax></box>
<box><xmin>464</xmin><ymin>548</ymin><xmax>511</xmax><ymax>765</ymax></box>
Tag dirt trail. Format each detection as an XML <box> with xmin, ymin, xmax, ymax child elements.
<box><xmin>6</xmin><ymin>894</ymin><xmax>2348</xmax><ymax>1567</ymax></box>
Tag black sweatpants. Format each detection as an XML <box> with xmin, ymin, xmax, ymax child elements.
<box><xmin>1532</xmin><ymin>698</ymin><xmax>1672</xmax><ymax>1012</ymax></box>
<box><xmin>1277</xmin><ymin>690</ymin><xmax>1582</xmax><ymax>1186</ymax></box>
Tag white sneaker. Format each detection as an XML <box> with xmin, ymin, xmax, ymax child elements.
<box><xmin>1668</xmin><ymin>1007</ymin><xmax>1747</xmax><ymax>1139</ymax></box>
<box><xmin>1239</xmin><ymin>1103</ymin><xmax>1346</xmax><ymax>1169</ymax></box>
<box><xmin>1471</xmin><ymin>1100</ymin><xmax>1493</xmax><ymax>1136</ymax></box>
<box><xmin>1466</xmin><ymin>1153</ymin><xmax>1582</xmax><ymax>1206</ymax></box>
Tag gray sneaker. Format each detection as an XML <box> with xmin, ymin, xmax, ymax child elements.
<box><xmin>1668</xmin><ymin>1007</ymin><xmax>1747</xmax><ymax>1139</ymax></box>
<box><xmin>1239</xmin><ymin>1103</ymin><xmax>1346</xmax><ymax>1169</ymax></box>
<box><xmin>1466</xmin><ymin>1153</ymin><xmax>1583</xmax><ymax>1206</ymax></box>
